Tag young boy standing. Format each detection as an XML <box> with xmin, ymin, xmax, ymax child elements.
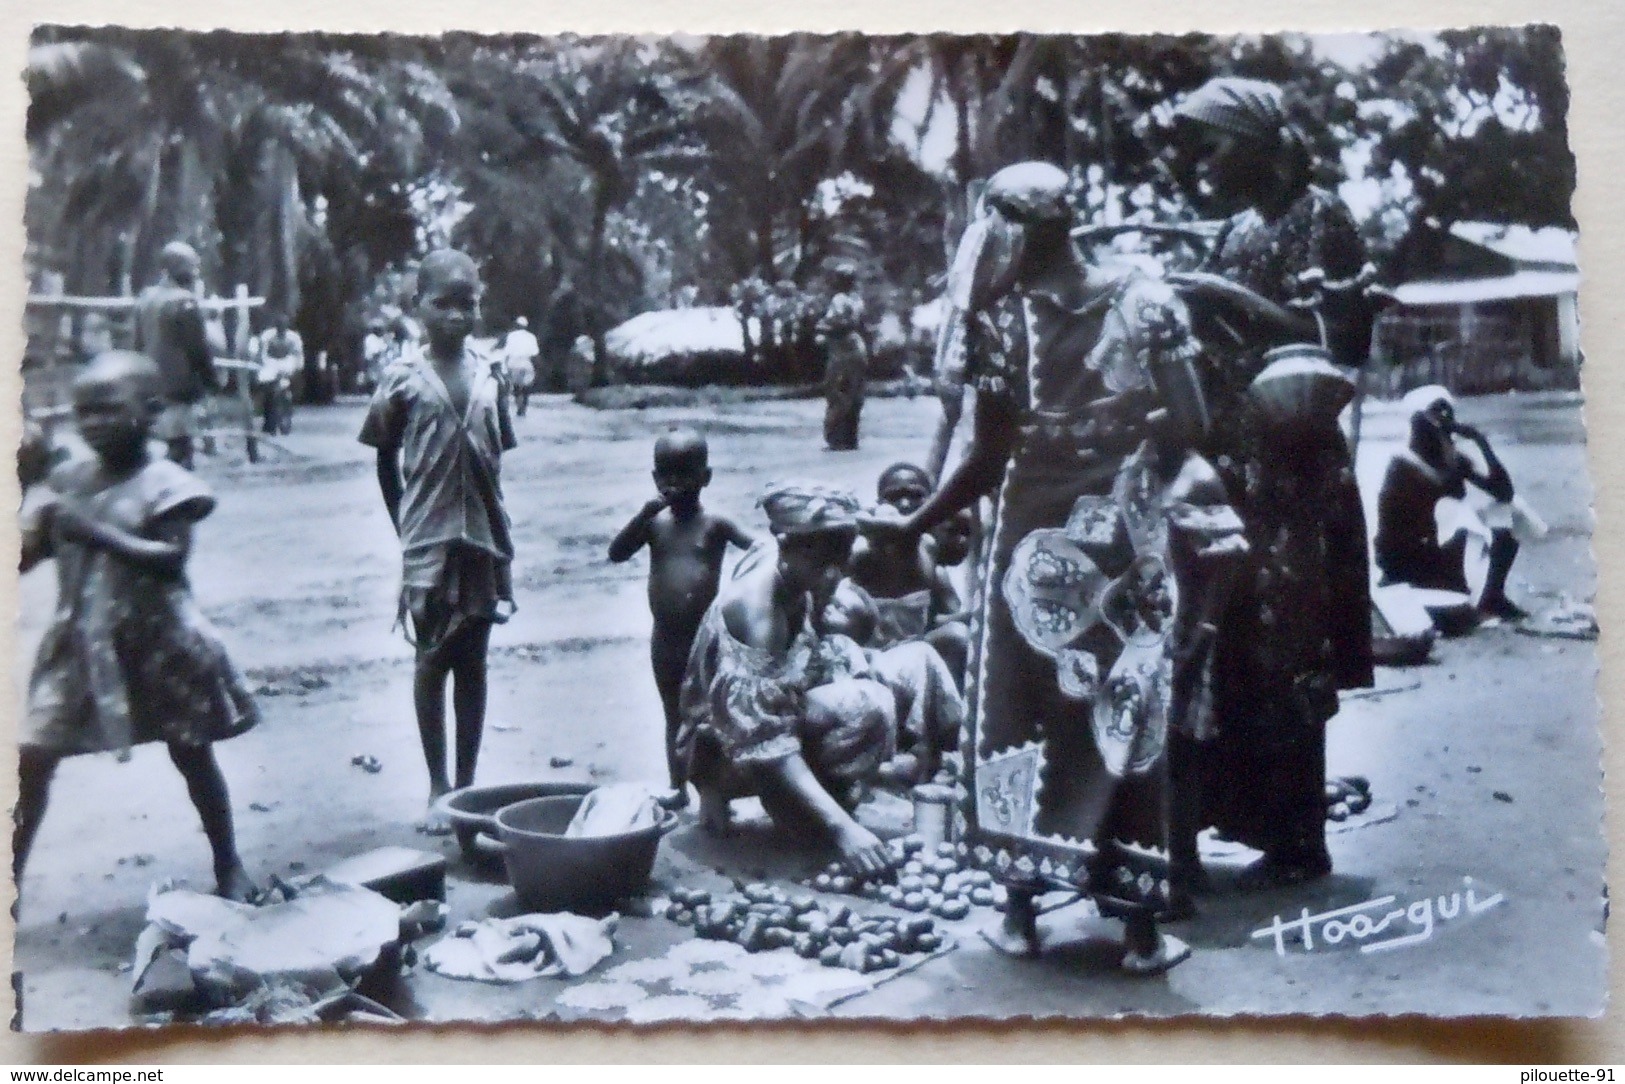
<box><xmin>361</xmin><ymin>250</ymin><xmax>517</xmax><ymax>834</ymax></box>
<box><xmin>608</xmin><ymin>429</ymin><xmax>752</xmax><ymax>809</ymax></box>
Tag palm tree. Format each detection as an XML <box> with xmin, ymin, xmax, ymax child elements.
<box><xmin>689</xmin><ymin>34</ymin><xmax>885</xmax><ymax>284</ymax></box>
<box><xmin>484</xmin><ymin>38</ymin><xmax>712</xmax><ymax>385</ymax></box>
<box><xmin>26</xmin><ymin>27</ymin><xmax>457</xmax><ymax>372</ymax></box>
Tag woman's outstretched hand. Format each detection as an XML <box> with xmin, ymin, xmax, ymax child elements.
<box><xmin>834</xmin><ymin>821</ymin><xmax>896</xmax><ymax>878</ymax></box>
<box><xmin>857</xmin><ymin>508</ymin><xmax>919</xmax><ymax>550</ymax></box>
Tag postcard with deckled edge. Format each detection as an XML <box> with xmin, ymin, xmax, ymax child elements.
<box><xmin>13</xmin><ymin>24</ymin><xmax>1604</xmax><ymax>1030</ymax></box>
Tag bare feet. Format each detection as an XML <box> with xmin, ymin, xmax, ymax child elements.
<box><xmin>981</xmin><ymin>896</ymin><xmax>1042</xmax><ymax>957</ymax></box>
<box><xmin>216</xmin><ymin>863</ymin><xmax>260</xmax><ymax>904</ymax></box>
<box><xmin>834</xmin><ymin>822</ymin><xmax>895</xmax><ymax>878</ymax></box>
<box><xmin>417</xmin><ymin>797</ymin><xmax>454</xmax><ymax>837</ymax></box>
<box><xmin>1121</xmin><ymin>933</ymin><xmax>1191</xmax><ymax>976</ymax></box>
<box><xmin>698</xmin><ymin>788</ymin><xmax>733</xmax><ymax>836</ymax></box>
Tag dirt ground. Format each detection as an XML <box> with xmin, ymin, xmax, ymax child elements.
<box><xmin>11</xmin><ymin>390</ymin><xmax>1607</xmax><ymax>1029</ymax></box>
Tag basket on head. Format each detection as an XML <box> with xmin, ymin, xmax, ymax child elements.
<box><xmin>1246</xmin><ymin>344</ymin><xmax>1356</xmax><ymax>439</ymax></box>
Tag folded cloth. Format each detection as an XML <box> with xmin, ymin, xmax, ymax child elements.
<box><xmin>565</xmin><ymin>784</ymin><xmax>662</xmax><ymax>839</ymax></box>
<box><xmin>422</xmin><ymin>913</ymin><xmax>617</xmax><ymax>984</ymax></box>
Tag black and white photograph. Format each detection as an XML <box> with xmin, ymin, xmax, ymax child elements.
<box><xmin>12</xmin><ymin>24</ymin><xmax>1605</xmax><ymax>1031</ymax></box>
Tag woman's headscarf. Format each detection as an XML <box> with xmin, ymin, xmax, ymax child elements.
<box><xmin>933</xmin><ymin>161</ymin><xmax>1070</xmax><ymax>395</ymax></box>
<box><xmin>1402</xmin><ymin>384</ymin><xmax>1455</xmax><ymax>419</ymax></box>
<box><xmin>1174</xmin><ymin>77</ymin><xmax>1291</xmax><ymax>143</ymax></box>
<box><xmin>759</xmin><ymin>482</ymin><xmax>862</xmax><ymax>536</ymax></box>
<box><xmin>982</xmin><ymin>161</ymin><xmax>1071</xmax><ymax>226</ymax></box>
<box><xmin>1173</xmin><ymin>77</ymin><xmax>1312</xmax><ymax>183</ymax></box>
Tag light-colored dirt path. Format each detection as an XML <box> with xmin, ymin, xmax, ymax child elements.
<box><xmin>13</xmin><ymin>393</ymin><xmax>1605</xmax><ymax>1028</ymax></box>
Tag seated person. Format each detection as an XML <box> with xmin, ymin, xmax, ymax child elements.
<box><xmin>676</xmin><ymin>484</ymin><xmax>961</xmax><ymax>875</ymax></box>
<box><xmin>848</xmin><ymin>463</ymin><xmax>970</xmax><ymax>680</ymax></box>
<box><xmin>818</xmin><ymin>577</ymin><xmax>964</xmax><ymax>788</ymax></box>
<box><xmin>1374</xmin><ymin>386</ymin><xmax>1531</xmax><ymax>620</ymax></box>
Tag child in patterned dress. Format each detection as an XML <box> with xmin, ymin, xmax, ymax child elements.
<box><xmin>17</xmin><ymin>351</ymin><xmax>259</xmax><ymax>902</ymax></box>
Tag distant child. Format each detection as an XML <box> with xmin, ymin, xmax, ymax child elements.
<box><xmin>361</xmin><ymin>249</ymin><xmax>517</xmax><ymax>834</ymax></box>
<box><xmin>848</xmin><ymin>462</ymin><xmax>967</xmax><ymax>678</ymax></box>
<box><xmin>609</xmin><ymin>429</ymin><xmax>753</xmax><ymax>808</ymax></box>
<box><xmin>17</xmin><ymin>351</ymin><xmax>260</xmax><ymax>901</ymax></box>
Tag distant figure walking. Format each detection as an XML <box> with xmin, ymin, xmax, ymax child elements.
<box><xmin>819</xmin><ymin>265</ymin><xmax>869</xmax><ymax>451</ymax></box>
<box><xmin>252</xmin><ymin>312</ymin><xmax>303</xmax><ymax>435</ymax></box>
<box><xmin>133</xmin><ymin>242</ymin><xmax>215</xmax><ymax>469</ymax></box>
<box><xmin>502</xmin><ymin>316</ymin><xmax>540</xmax><ymax>416</ymax></box>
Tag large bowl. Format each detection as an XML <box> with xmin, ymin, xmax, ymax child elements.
<box><xmin>435</xmin><ymin>781</ymin><xmax>596</xmax><ymax>867</ymax></box>
<box><xmin>489</xmin><ymin>795</ymin><xmax>676</xmax><ymax>916</ymax></box>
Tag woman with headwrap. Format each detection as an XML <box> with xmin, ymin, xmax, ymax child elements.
<box><xmin>864</xmin><ymin>161</ymin><xmax>1245</xmax><ymax>974</ymax></box>
<box><xmin>676</xmin><ymin>483</ymin><xmax>962</xmax><ymax>875</ymax></box>
<box><xmin>1163</xmin><ymin>77</ymin><xmax>1378</xmax><ymax>890</ymax></box>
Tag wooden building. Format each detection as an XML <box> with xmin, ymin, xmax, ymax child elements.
<box><xmin>1373</xmin><ymin>221</ymin><xmax>1581</xmax><ymax>396</ymax></box>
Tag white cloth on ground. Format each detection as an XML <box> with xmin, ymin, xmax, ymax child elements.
<box><xmin>422</xmin><ymin>913</ymin><xmax>617</xmax><ymax>983</ymax></box>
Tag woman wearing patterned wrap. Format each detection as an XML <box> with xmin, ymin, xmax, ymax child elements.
<box><xmin>677</xmin><ymin>483</ymin><xmax>962</xmax><ymax>875</ymax></box>
<box><xmin>864</xmin><ymin>162</ymin><xmax>1245</xmax><ymax>974</ymax></box>
<box><xmin>1165</xmin><ymin>77</ymin><xmax>1378</xmax><ymax>891</ymax></box>
<box><xmin>820</xmin><ymin>265</ymin><xmax>870</xmax><ymax>451</ymax></box>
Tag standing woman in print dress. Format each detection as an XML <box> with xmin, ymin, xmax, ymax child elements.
<box><xmin>819</xmin><ymin>264</ymin><xmax>870</xmax><ymax>452</ymax></box>
<box><xmin>864</xmin><ymin>162</ymin><xmax>1246</xmax><ymax>974</ymax></box>
<box><xmin>1164</xmin><ymin>77</ymin><xmax>1379</xmax><ymax>891</ymax></box>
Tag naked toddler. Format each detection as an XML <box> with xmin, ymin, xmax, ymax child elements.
<box><xmin>609</xmin><ymin>429</ymin><xmax>752</xmax><ymax>809</ymax></box>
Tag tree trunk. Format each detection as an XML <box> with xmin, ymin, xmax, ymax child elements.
<box><xmin>756</xmin><ymin>171</ymin><xmax>777</xmax><ymax>282</ymax></box>
<box><xmin>950</xmin><ymin>62</ymin><xmax>974</xmax><ymax>187</ymax></box>
<box><xmin>587</xmin><ymin>183</ymin><xmax>611</xmax><ymax>387</ymax></box>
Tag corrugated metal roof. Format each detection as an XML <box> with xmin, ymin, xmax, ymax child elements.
<box><xmin>1393</xmin><ymin>270</ymin><xmax>1580</xmax><ymax>306</ymax></box>
<box><xmin>1449</xmin><ymin>222</ymin><xmax>1578</xmax><ymax>269</ymax></box>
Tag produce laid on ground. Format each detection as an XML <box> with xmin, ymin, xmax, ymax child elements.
<box><xmin>1325</xmin><ymin>775</ymin><xmax>1373</xmax><ymax>822</ymax></box>
<box><xmin>807</xmin><ymin>836</ymin><xmax>1007</xmax><ymax>920</ymax></box>
<box><xmin>661</xmin><ymin>883</ymin><xmax>945</xmax><ymax>974</ymax></box>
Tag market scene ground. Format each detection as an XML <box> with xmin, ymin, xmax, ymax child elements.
<box><xmin>13</xmin><ymin>389</ymin><xmax>1604</xmax><ymax>1029</ymax></box>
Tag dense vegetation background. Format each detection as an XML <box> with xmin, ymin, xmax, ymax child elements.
<box><xmin>24</xmin><ymin>27</ymin><xmax>1575</xmax><ymax>390</ymax></box>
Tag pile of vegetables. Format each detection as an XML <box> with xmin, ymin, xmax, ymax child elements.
<box><xmin>808</xmin><ymin>837</ymin><xmax>1005</xmax><ymax>920</ymax></box>
<box><xmin>663</xmin><ymin>883</ymin><xmax>944</xmax><ymax>973</ymax></box>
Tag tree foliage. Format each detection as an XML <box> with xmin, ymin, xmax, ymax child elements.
<box><xmin>26</xmin><ymin>26</ymin><xmax>1575</xmax><ymax>383</ymax></box>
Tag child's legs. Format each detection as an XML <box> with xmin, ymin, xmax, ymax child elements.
<box><xmin>167</xmin><ymin>742</ymin><xmax>252</xmax><ymax>894</ymax></box>
<box><xmin>413</xmin><ymin>648</ymin><xmax>454</xmax><ymax>795</ymax></box>
<box><xmin>1166</xmin><ymin>730</ymin><xmax>1208</xmax><ymax>898</ymax></box>
<box><xmin>14</xmin><ymin>747</ymin><xmax>61</xmax><ymax>883</ymax></box>
<box><xmin>651</xmin><ymin>624</ymin><xmax>698</xmax><ymax>790</ymax></box>
<box><xmin>448</xmin><ymin>620</ymin><xmax>494</xmax><ymax>790</ymax></box>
